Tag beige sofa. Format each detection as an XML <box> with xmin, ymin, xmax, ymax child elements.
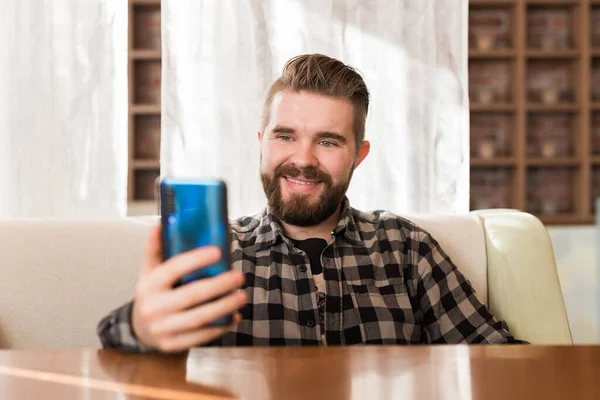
<box><xmin>0</xmin><ymin>210</ymin><xmax>572</xmax><ymax>349</ymax></box>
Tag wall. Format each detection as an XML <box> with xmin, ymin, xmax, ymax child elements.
<box><xmin>548</xmin><ymin>226</ymin><xmax>598</xmax><ymax>344</ymax></box>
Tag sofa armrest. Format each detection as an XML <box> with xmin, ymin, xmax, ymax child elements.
<box><xmin>472</xmin><ymin>210</ymin><xmax>573</xmax><ymax>344</ymax></box>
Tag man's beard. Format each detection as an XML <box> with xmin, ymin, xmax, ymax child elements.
<box><xmin>260</xmin><ymin>164</ymin><xmax>351</xmax><ymax>227</ymax></box>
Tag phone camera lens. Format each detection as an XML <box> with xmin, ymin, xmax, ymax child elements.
<box><xmin>162</xmin><ymin>188</ymin><xmax>176</xmax><ymax>214</ymax></box>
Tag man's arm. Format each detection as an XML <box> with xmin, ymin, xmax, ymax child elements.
<box><xmin>97</xmin><ymin>301</ymin><xmax>156</xmax><ymax>352</ymax></box>
<box><xmin>410</xmin><ymin>230</ymin><xmax>527</xmax><ymax>344</ymax></box>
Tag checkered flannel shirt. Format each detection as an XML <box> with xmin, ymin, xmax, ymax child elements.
<box><xmin>98</xmin><ymin>198</ymin><xmax>520</xmax><ymax>351</ymax></box>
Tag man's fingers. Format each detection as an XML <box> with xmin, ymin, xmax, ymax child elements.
<box><xmin>148</xmin><ymin>291</ymin><xmax>247</xmax><ymax>337</ymax></box>
<box><xmin>139</xmin><ymin>270</ymin><xmax>245</xmax><ymax>317</ymax></box>
<box><xmin>154</xmin><ymin>313</ymin><xmax>242</xmax><ymax>353</ymax></box>
<box><xmin>140</xmin><ymin>246</ymin><xmax>223</xmax><ymax>292</ymax></box>
<box><xmin>141</xmin><ymin>225</ymin><xmax>163</xmax><ymax>275</ymax></box>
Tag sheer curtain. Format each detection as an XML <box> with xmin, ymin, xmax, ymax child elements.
<box><xmin>0</xmin><ymin>0</ymin><xmax>128</xmax><ymax>218</ymax></box>
<box><xmin>162</xmin><ymin>0</ymin><xmax>469</xmax><ymax>218</ymax></box>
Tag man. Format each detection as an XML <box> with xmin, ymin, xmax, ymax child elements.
<box><xmin>98</xmin><ymin>54</ymin><xmax>522</xmax><ymax>352</ymax></box>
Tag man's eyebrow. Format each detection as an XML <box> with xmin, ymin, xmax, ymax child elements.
<box><xmin>271</xmin><ymin>125</ymin><xmax>295</xmax><ymax>134</ymax></box>
<box><xmin>317</xmin><ymin>131</ymin><xmax>347</xmax><ymax>144</ymax></box>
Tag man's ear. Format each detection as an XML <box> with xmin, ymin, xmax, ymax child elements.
<box><xmin>354</xmin><ymin>140</ymin><xmax>370</xmax><ymax>169</ymax></box>
<box><xmin>257</xmin><ymin>131</ymin><xmax>262</xmax><ymax>142</ymax></box>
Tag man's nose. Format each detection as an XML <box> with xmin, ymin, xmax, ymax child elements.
<box><xmin>290</xmin><ymin>143</ymin><xmax>319</xmax><ymax>169</ymax></box>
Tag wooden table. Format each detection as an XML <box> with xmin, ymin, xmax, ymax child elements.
<box><xmin>0</xmin><ymin>346</ymin><xmax>598</xmax><ymax>399</ymax></box>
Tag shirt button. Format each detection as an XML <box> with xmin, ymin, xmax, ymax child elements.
<box><xmin>299</xmin><ymin>265</ymin><xmax>307</xmax><ymax>273</ymax></box>
<box><xmin>306</xmin><ymin>319</ymin><xmax>316</xmax><ymax>328</ymax></box>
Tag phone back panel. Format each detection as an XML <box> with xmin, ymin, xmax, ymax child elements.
<box><xmin>159</xmin><ymin>178</ymin><xmax>231</xmax><ymax>286</ymax></box>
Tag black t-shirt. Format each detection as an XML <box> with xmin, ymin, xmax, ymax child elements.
<box><xmin>291</xmin><ymin>238</ymin><xmax>327</xmax><ymax>342</ymax></box>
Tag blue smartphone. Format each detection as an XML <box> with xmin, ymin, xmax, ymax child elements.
<box><xmin>159</xmin><ymin>178</ymin><xmax>233</xmax><ymax>326</ymax></box>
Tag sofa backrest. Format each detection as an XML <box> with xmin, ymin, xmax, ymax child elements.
<box><xmin>0</xmin><ymin>219</ymin><xmax>152</xmax><ymax>348</ymax></box>
<box><xmin>0</xmin><ymin>214</ymin><xmax>486</xmax><ymax>349</ymax></box>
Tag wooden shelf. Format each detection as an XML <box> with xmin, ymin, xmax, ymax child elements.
<box><xmin>471</xmin><ymin>157</ymin><xmax>516</xmax><ymax>167</ymax></box>
<box><xmin>129</xmin><ymin>0</ymin><xmax>162</xmax><ymax>205</ymax></box>
<box><xmin>526</xmin><ymin>104</ymin><xmax>579</xmax><ymax>112</ymax></box>
<box><xmin>526</xmin><ymin>157</ymin><xmax>579</xmax><ymax>167</ymax></box>
<box><xmin>131</xmin><ymin>0</ymin><xmax>161</xmax><ymax>5</ymax></box>
<box><xmin>469</xmin><ymin>49</ymin><xmax>516</xmax><ymax>59</ymax></box>
<box><xmin>526</xmin><ymin>0</ymin><xmax>579</xmax><ymax>6</ymax></box>
<box><xmin>127</xmin><ymin>200</ymin><xmax>158</xmax><ymax>217</ymax></box>
<box><xmin>470</xmin><ymin>104</ymin><xmax>516</xmax><ymax>112</ymax></box>
<box><xmin>131</xmin><ymin>104</ymin><xmax>161</xmax><ymax>115</ymax></box>
<box><xmin>526</xmin><ymin>49</ymin><xmax>578</xmax><ymax>59</ymax></box>
<box><xmin>470</xmin><ymin>0</ymin><xmax>515</xmax><ymax>5</ymax></box>
<box><xmin>468</xmin><ymin>0</ymin><xmax>597</xmax><ymax>225</ymax></box>
<box><xmin>131</xmin><ymin>50</ymin><xmax>161</xmax><ymax>60</ymax></box>
<box><xmin>131</xmin><ymin>159</ymin><xmax>160</xmax><ymax>169</ymax></box>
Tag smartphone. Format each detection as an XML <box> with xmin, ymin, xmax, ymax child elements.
<box><xmin>159</xmin><ymin>178</ymin><xmax>233</xmax><ymax>326</ymax></box>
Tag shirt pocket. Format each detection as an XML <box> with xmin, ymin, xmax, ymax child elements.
<box><xmin>347</xmin><ymin>282</ymin><xmax>417</xmax><ymax>343</ymax></box>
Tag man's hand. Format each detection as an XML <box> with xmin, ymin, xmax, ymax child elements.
<box><xmin>132</xmin><ymin>226</ymin><xmax>247</xmax><ymax>353</ymax></box>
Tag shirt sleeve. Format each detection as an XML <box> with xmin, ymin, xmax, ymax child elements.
<box><xmin>411</xmin><ymin>230</ymin><xmax>527</xmax><ymax>344</ymax></box>
<box><xmin>97</xmin><ymin>301</ymin><xmax>157</xmax><ymax>353</ymax></box>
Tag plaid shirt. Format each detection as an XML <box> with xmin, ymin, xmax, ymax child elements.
<box><xmin>98</xmin><ymin>198</ymin><xmax>520</xmax><ymax>351</ymax></box>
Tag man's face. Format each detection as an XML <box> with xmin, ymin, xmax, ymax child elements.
<box><xmin>259</xmin><ymin>90</ymin><xmax>369</xmax><ymax>226</ymax></box>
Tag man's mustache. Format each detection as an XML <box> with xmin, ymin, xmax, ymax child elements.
<box><xmin>274</xmin><ymin>164</ymin><xmax>332</xmax><ymax>184</ymax></box>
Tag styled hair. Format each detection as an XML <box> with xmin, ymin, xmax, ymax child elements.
<box><xmin>261</xmin><ymin>54</ymin><xmax>369</xmax><ymax>148</ymax></box>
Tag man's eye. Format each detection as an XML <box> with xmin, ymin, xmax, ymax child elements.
<box><xmin>320</xmin><ymin>141</ymin><xmax>337</xmax><ymax>147</ymax></box>
<box><xmin>278</xmin><ymin>135</ymin><xmax>293</xmax><ymax>142</ymax></box>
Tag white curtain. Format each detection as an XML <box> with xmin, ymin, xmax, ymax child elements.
<box><xmin>162</xmin><ymin>0</ymin><xmax>469</xmax><ymax>218</ymax></box>
<box><xmin>0</xmin><ymin>0</ymin><xmax>128</xmax><ymax>218</ymax></box>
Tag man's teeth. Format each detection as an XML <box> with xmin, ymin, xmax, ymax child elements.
<box><xmin>287</xmin><ymin>177</ymin><xmax>317</xmax><ymax>185</ymax></box>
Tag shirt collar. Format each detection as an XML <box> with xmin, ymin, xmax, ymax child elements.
<box><xmin>332</xmin><ymin>197</ymin><xmax>363</xmax><ymax>246</ymax></box>
<box><xmin>253</xmin><ymin>209</ymin><xmax>288</xmax><ymax>251</ymax></box>
<box><xmin>253</xmin><ymin>196</ymin><xmax>362</xmax><ymax>251</ymax></box>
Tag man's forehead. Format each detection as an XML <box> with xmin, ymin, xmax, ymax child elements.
<box><xmin>269</xmin><ymin>91</ymin><xmax>354</xmax><ymax>134</ymax></box>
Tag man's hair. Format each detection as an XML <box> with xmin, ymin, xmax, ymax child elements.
<box><xmin>261</xmin><ymin>54</ymin><xmax>370</xmax><ymax>149</ymax></box>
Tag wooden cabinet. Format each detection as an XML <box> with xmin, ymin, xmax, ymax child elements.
<box><xmin>128</xmin><ymin>0</ymin><xmax>161</xmax><ymax>213</ymax></box>
<box><xmin>470</xmin><ymin>0</ymin><xmax>599</xmax><ymax>224</ymax></box>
